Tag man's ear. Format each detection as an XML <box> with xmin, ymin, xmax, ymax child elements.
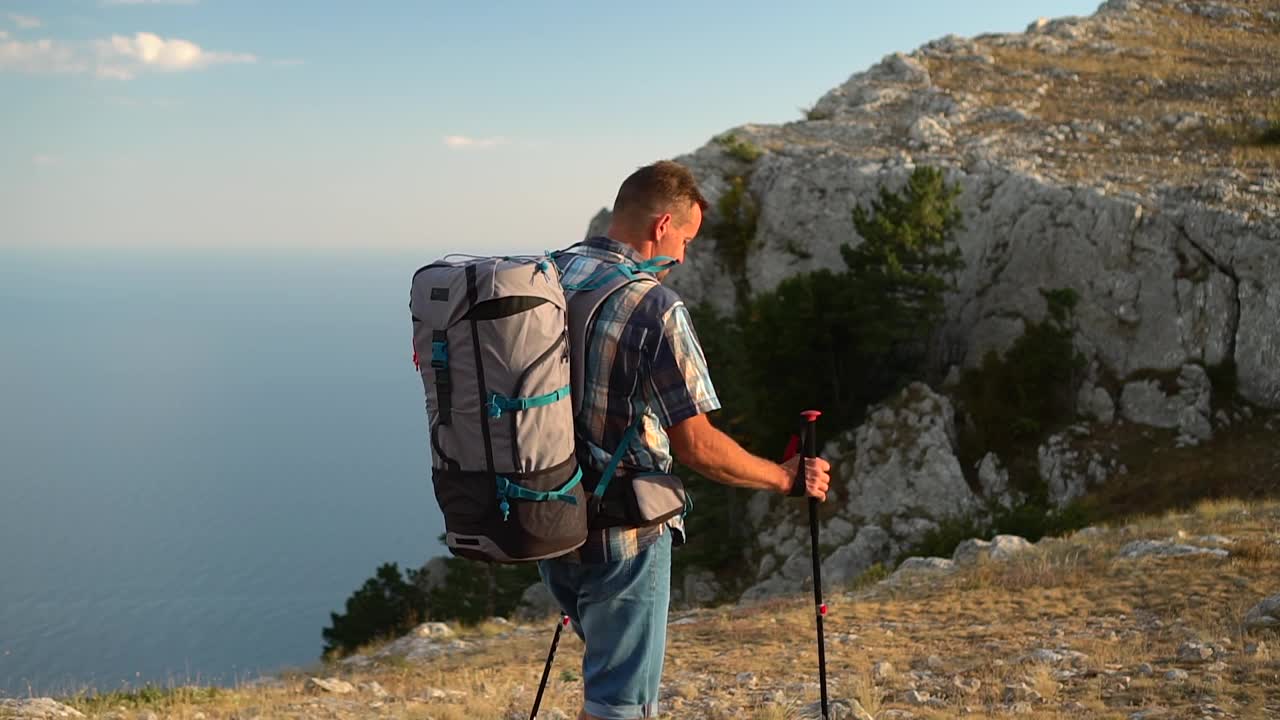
<box><xmin>653</xmin><ymin>212</ymin><xmax>672</xmax><ymax>242</ymax></box>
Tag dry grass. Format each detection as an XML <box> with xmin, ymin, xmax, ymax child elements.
<box><xmin>49</xmin><ymin>502</ymin><xmax>1280</xmax><ymax>718</ymax></box>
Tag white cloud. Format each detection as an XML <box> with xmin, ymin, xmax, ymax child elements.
<box><xmin>94</xmin><ymin>32</ymin><xmax>255</xmax><ymax>78</ymax></box>
<box><xmin>1</xmin><ymin>31</ymin><xmax>254</xmax><ymax>79</ymax></box>
<box><xmin>443</xmin><ymin>135</ymin><xmax>508</xmax><ymax>150</ymax></box>
<box><xmin>0</xmin><ymin>37</ymin><xmax>88</xmax><ymax>74</ymax></box>
<box><xmin>32</xmin><ymin>154</ymin><xmax>59</xmax><ymax>166</ymax></box>
<box><xmin>9</xmin><ymin>14</ymin><xmax>41</xmax><ymax>29</ymax></box>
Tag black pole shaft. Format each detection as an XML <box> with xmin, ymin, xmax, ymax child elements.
<box><xmin>803</xmin><ymin>418</ymin><xmax>829</xmax><ymax>720</ymax></box>
<box><xmin>530</xmin><ymin>615</ymin><xmax>566</xmax><ymax>720</ymax></box>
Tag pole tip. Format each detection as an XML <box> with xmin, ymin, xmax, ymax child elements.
<box><xmin>801</xmin><ymin>410</ymin><xmax>822</xmax><ymax>422</ymax></box>
<box><xmin>562</xmin><ymin>615</ymin><xmax>570</xmax><ymax>627</ymax></box>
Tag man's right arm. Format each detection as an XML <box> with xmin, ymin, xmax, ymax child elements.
<box><xmin>667</xmin><ymin>413</ymin><xmax>830</xmax><ymax>501</ymax></box>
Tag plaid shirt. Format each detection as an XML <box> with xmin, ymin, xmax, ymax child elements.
<box><xmin>555</xmin><ymin>236</ymin><xmax>721</xmax><ymax>563</ymax></box>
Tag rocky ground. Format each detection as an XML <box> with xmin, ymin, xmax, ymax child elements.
<box><xmin>7</xmin><ymin>499</ymin><xmax>1278</xmax><ymax>719</ymax></box>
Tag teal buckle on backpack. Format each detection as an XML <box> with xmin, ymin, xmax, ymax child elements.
<box><xmin>486</xmin><ymin>385</ymin><xmax>571</xmax><ymax>419</ymax></box>
<box><xmin>430</xmin><ymin>341</ymin><xmax>448</xmax><ymax>369</ymax></box>
<box><xmin>494</xmin><ymin>469</ymin><xmax>583</xmax><ymax>521</ymax></box>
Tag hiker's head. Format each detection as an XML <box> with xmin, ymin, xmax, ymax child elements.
<box><xmin>607</xmin><ymin>160</ymin><xmax>708</xmax><ymax>270</ymax></box>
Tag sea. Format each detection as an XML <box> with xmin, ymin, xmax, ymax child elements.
<box><xmin>0</xmin><ymin>249</ymin><xmax>448</xmax><ymax>697</ymax></box>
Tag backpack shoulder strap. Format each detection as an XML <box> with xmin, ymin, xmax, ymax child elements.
<box><xmin>566</xmin><ymin>269</ymin><xmax>653</xmax><ymax>418</ymax></box>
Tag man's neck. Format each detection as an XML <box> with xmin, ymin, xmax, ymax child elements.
<box><xmin>604</xmin><ymin>227</ymin><xmax>651</xmax><ymax>260</ymax></box>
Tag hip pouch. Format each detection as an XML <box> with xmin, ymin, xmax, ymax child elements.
<box><xmin>577</xmin><ymin>447</ymin><xmax>688</xmax><ymax>529</ymax></box>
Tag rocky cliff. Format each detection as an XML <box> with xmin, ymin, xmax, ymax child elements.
<box><xmin>588</xmin><ymin>0</ymin><xmax>1278</xmax><ymax>409</ymax></box>
<box><xmin>584</xmin><ymin>0</ymin><xmax>1279</xmax><ymax>604</ymax></box>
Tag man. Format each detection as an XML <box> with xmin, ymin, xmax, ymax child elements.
<box><xmin>540</xmin><ymin>160</ymin><xmax>832</xmax><ymax>720</ymax></box>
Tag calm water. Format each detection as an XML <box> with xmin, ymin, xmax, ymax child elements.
<box><xmin>0</xmin><ymin>250</ymin><xmax>447</xmax><ymax>697</ymax></box>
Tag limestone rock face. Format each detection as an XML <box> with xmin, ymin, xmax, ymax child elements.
<box><xmin>665</xmin><ymin>157</ymin><xmax>1266</xmax><ymax>407</ymax></box>
<box><xmin>845</xmin><ymin>383</ymin><xmax>980</xmax><ymax>523</ymax></box>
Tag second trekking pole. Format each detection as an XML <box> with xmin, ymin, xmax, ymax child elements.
<box><xmin>530</xmin><ymin>614</ymin><xmax>569</xmax><ymax>720</ymax></box>
<box><xmin>798</xmin><ymin>409</ymin><xmax>829</xmax><ymax>720</ymax></box>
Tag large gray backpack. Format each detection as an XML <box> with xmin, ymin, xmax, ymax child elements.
<box><xmin>410</xmin><ymin>250</ymin><xmax>687</xmax><ymax>563</ymax></box>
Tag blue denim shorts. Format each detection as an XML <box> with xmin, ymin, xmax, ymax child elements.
<box><xmin>537</xmin><ymin>531</ymin><xmax>672</xmax><ymax>719</ymax></box>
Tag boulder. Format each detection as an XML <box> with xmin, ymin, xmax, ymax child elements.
<box><xmin>891</xmin><ymin>556</ymin><xmax>957</xmax><ymax>579</ymax></box>
<box><xmin>953</xmin><ymin>534</ymin><xmax>1033</xmax><ymax>564</ymax></box>
<box><xmin>516</xmin><ymin>581</ymin><xmax>561</xmax><ymax>620</ymax></box>
<box><xmin>1077</xmin><ymin>381</ymin><xmax>1116</xmax><ymax>424</ymax></box>
<box><xmin>1038</xmin><ymin>432</ymin><xmax>1125</xmax><ymax>507</ymax></box>
<box><xmin>0</xmin><ymin>699</ymin><xmax>85</xmax><ymax>719</ymax></box>
<box><xmin>822</xmin><ymin>525</ymin><xmax>892</xmax><ymax>585</ymax></box>
<box><xmin>682</xmin><ymin>569</ymin><xmax>723</xmax><ymax>606</ymax></box>
<box><xmin>1243</xmin><ymin>594</ymin><xmax>1280</xmax><ymax>631</ymax></box>
<box><xmin>1116</xmin><ymin>540</ymin><xmax>1229</xmax><ymax>559</ymax></box>
<box><xmin>306</xmin><ymin>677</ymin><xmax>356</xmax><ymax>694</ymax></box>
<box><xmin>977</xmin><ymin>452</ymin><xmax>1021</xmax><ymax>509</ymax></box>
<box><xmin>909</xmin><ymin>116</ymin><xmax>953</xmax><ymax>148</ymax></box>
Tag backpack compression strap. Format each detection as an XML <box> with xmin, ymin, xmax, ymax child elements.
<box><xmin>494</xmin><ymin>468</ymin><xmax>583</xmax><ymax>521</ymax></box>
<box><xmin>593</xmin><ymin>415</ymin><xmax>644</xmax><ymax>500</ymax></box>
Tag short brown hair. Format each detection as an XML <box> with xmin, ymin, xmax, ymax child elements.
<box><xmin>612</xmin><ymin>160</ymin><xmax>709</xmax><ymax>223</ymax></box>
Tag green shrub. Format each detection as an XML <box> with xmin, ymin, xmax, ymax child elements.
<box><xmin>712</xmin><ymin>174</ymin><xmax>760</xmax><ymax>304</ymax></box>
<box><xmin>801</xmin><ymin>105</ymin><xmax>833</xmax><ymax>121</ymax></box>
<box><xmin>714</xmin><ymin>132</ymin><xmax>764</xmax><ymax>163</ymax></box>
<box><xmin>67</xmin><ymin>686</ymin><xmax>221</xmax><ymax>714</ymax></box>
<box><xmin>906</xmin><ymin>515</ymin><xmax>985</xmax><ymax>560</ymax></box>
<box><xmin>849</xmin><ymin>562</ymin><xmax>892</xmax><ymax>590</ymax></box>
<box><xmin>990</xmin><ymin>500</ymin><xmax>1089</xmax><ymax>543</ymax></box>
<box><xmin>1259</xmin><ymin>120</ymin><xmax>1280</xmax><ymax>146</ymax></box>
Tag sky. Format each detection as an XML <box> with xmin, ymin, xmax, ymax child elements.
<box><xmin>1</xmin><ymin>0</ymin><xmax>1103</xmax><ymax>258</ymax></box>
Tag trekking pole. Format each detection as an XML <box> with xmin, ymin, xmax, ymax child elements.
<box><xmin>530</xmin><ymin>614</ymin><xmax>569</xmax><ymax>720</ymax></box>
<box><xmin>799</xmin><ymin>410</ymin><xmax>829</xmax><ymax>720</ymax></box>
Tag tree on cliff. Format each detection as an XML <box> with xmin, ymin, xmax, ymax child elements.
<box><xmin>721</xmin><ymin>165</ymin><xmax>966</xmax><ymax>451</ymax></box>
<box><xmin>322</xmin><ymin>562</ymin><xmax>426</xmax><ymax>657</ymax></box>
